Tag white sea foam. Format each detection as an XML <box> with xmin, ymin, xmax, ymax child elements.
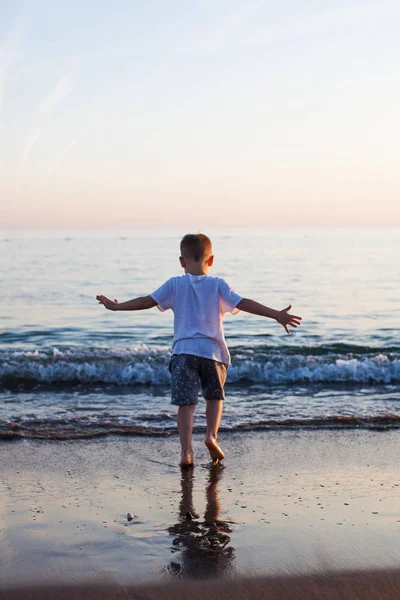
<box><xmin>1</xmin><ymin>346</ymin><xmax>399</xmax><ymax>386</ymax></box>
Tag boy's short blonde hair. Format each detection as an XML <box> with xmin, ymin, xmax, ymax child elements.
<box><xmin>180</xmin><ymin>233</ymin><xmax>212</xmax><ymax>262</ymax></box>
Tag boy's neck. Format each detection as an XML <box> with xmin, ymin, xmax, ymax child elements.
<box><xmin>184</xmin><ymin>261</ymin><xmax>209</xmax><ymax>276</ymax></box>
<box><xmin>185</xmin><ymin>267</ymin><xmax>208</xmax><ymax>276</ymax></box>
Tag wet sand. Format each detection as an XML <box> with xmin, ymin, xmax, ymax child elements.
<box><xmin>1</xmin><ymin>430</ymin><xmax>400</xmax><ymax>594</ymax></box>
<box><xmin>2</xmin><ymin>569</ymin><xmax>400</xmax><ymax>599</ymax></box>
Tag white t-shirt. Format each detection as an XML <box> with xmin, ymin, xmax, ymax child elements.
<box><xmin>151</xmin><ymin>274</ymin><xmax>243</xmax><ymax>364</ymax></box>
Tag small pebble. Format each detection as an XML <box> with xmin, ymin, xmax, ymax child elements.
<box><xmin>127</xmin><ymin>513</ymin><xmax>134</xmax><ymax>521</ymax></box>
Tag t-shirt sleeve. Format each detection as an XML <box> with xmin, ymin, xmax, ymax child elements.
<box><xmin>218</xmin><ymin>278</ymin><xmax>243</xmax><ymax>315</ymax></box>
<box><xmin>150</xmin><ymin>278</ymin><xmax>175</xmax><ymax>312</ymax></box>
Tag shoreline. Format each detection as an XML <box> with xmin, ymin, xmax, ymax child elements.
<box><xmin>1</xmin><ymin>430</ymin><xmax>400</xmax><ymax>591</ymax></box>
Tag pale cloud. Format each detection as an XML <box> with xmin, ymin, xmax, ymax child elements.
<box><xmin>0</xmin><ymin>22</ymin><xmax>23</xmax><ymax>112</ymax></box>
<box><xmin>37</xmin><ymin>73</ymin><xmax>74</xmax><ymax>117</ymax></box>
<box><xmin>48</xmin><ymin>137</ymin><xmax>77</xmax><ymax>173</ymax></box>
<box><xmin>188</xmin><ymin>1</ymin><xmax>400</xmax><ymax>53</ymax></box>
<box><xmin>241</xmin><ymin>2</ymin><xmax>400</xmax><ymax>47</ymax></box>
<box><xmin>20</xmin><ymin>73</ymin><xmax>74</xmax><ymax>164</ymax></box>
<box><xmin>0</xmin><ymin>22</ymin><xmax>22</xmax><ymax>181</ymax></box>
<box><xmin>20</xmin><ymin>128</ymin><xmax>41</xmax><ymax>162</ymax></box>
<box><xmin>189</xmin><ymin>0</ymin><xmax>267</xmax><ymax>52</ymax></box>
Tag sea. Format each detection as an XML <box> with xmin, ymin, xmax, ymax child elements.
<box><xmin>1</xmin><ymin>228</ymin><xmax>399</xmax><ymax>440</ymax></box>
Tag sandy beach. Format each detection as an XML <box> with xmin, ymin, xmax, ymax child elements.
<box><xmin>1</xmin><ymin>430</ymin><xmax>400</xmax><ymax>597</ymax></box>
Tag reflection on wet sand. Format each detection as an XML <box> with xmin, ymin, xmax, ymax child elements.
<box><xmin>166</xmin><ymin>464</ymin><xmax>235</xmax><ymax>579</ymax></box>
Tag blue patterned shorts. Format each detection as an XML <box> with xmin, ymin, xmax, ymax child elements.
<box><xmin>169</xmin><ymin>354</ymin><xmax>228</xmax><ymax>406</ymax></box>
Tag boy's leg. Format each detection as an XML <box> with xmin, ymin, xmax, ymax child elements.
<box><xmin>205</xmin><ymin>399</ymin><xmax>225</xmax><ymax>463</ymax></box>
<box><xmin>177</xmin><ymin>404</ymin><xmax>196</xmax><ymax>467</ymax></box>
<box><xmin>199</xmin><ymin>358</ymin><xmax>227</xmax><ymax>463</ymax></box>
<box><xmin>170</xmin><ymin>355</ymin><xmax>200</xmax><ymax>466</ymax></box>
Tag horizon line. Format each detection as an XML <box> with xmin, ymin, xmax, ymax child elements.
<box><xmin>1</xmin><ymin>225</ymin><xmax>400</xmax><ymax>231</ymax></box>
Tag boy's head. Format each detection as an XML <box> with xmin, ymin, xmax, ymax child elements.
<box><xmin>180</xmin><ymin>233</ymin><xmax>213</xmax><ymax>270</ymax></box>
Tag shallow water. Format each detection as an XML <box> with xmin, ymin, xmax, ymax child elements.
<box><xmin>1</xmin><ymin>228</ymin><xmax>399</xmax><ymax>439</ymax></box>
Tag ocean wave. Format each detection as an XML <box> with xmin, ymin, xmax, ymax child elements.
<box><xmin>228</xmin><ymin>354</ymin><xmax>400</xmax><ymax>384</ymax></box>
<box><xmin>1</xmin><ymin>345</ymin><xmax>400</xmax><ymax>387</ymax></box>
<box><xmin>1</xmin><ymin>414</ymin><xmax>399</xmax><ymax>440</ymax></box>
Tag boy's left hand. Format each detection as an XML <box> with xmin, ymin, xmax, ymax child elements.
<box><xmin>96</xmin><ymin>295</ymin><xmax>119</xmax><ymax>311</ymax></box>
<box><xmin>276</xmin><ymin>305</ymin><xmax>302</xmax><ymax>334</ymax></box>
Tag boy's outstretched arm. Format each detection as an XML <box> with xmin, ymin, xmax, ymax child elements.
<box><xmin>96</xmin><ymin>295</ymin><xmax>157</xmax><ymax>311</ymax></box>
<box><xmin>236</xmin><ymin>298</ymin><xmax>302</xmax><ymax>334</ymax></box>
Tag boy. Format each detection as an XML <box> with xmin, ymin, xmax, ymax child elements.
<box><xmin>97</xmin><ymin>233</ymin><xmax>301</xmax><ymax>467</ymax></box>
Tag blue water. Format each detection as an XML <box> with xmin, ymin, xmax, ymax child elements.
<box><xmin>1</xmin><ymin>228</ymin><xmax>399</xmax><ymax>439</ymax></box>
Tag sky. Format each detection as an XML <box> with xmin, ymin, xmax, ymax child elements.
<box><xmin>0</xmin><ymin>0</ymin><xmax>399</xmax><ymax>228</ymax></box>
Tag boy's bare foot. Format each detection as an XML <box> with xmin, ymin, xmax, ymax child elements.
<box><xmin>180</xmin><ymin>449</ymin><xmax>194</xmax><ymax>468</ymax></box>
<box><xmin>205</xmin><ymin>436</ymin><xmax>225</xmax><ymax>463</ymax></box>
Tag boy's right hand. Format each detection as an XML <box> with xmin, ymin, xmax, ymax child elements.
<box><xmin>96</xmin><ymin>295</ymin><xmax>119</xmax><ymax>311</ymax></box>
